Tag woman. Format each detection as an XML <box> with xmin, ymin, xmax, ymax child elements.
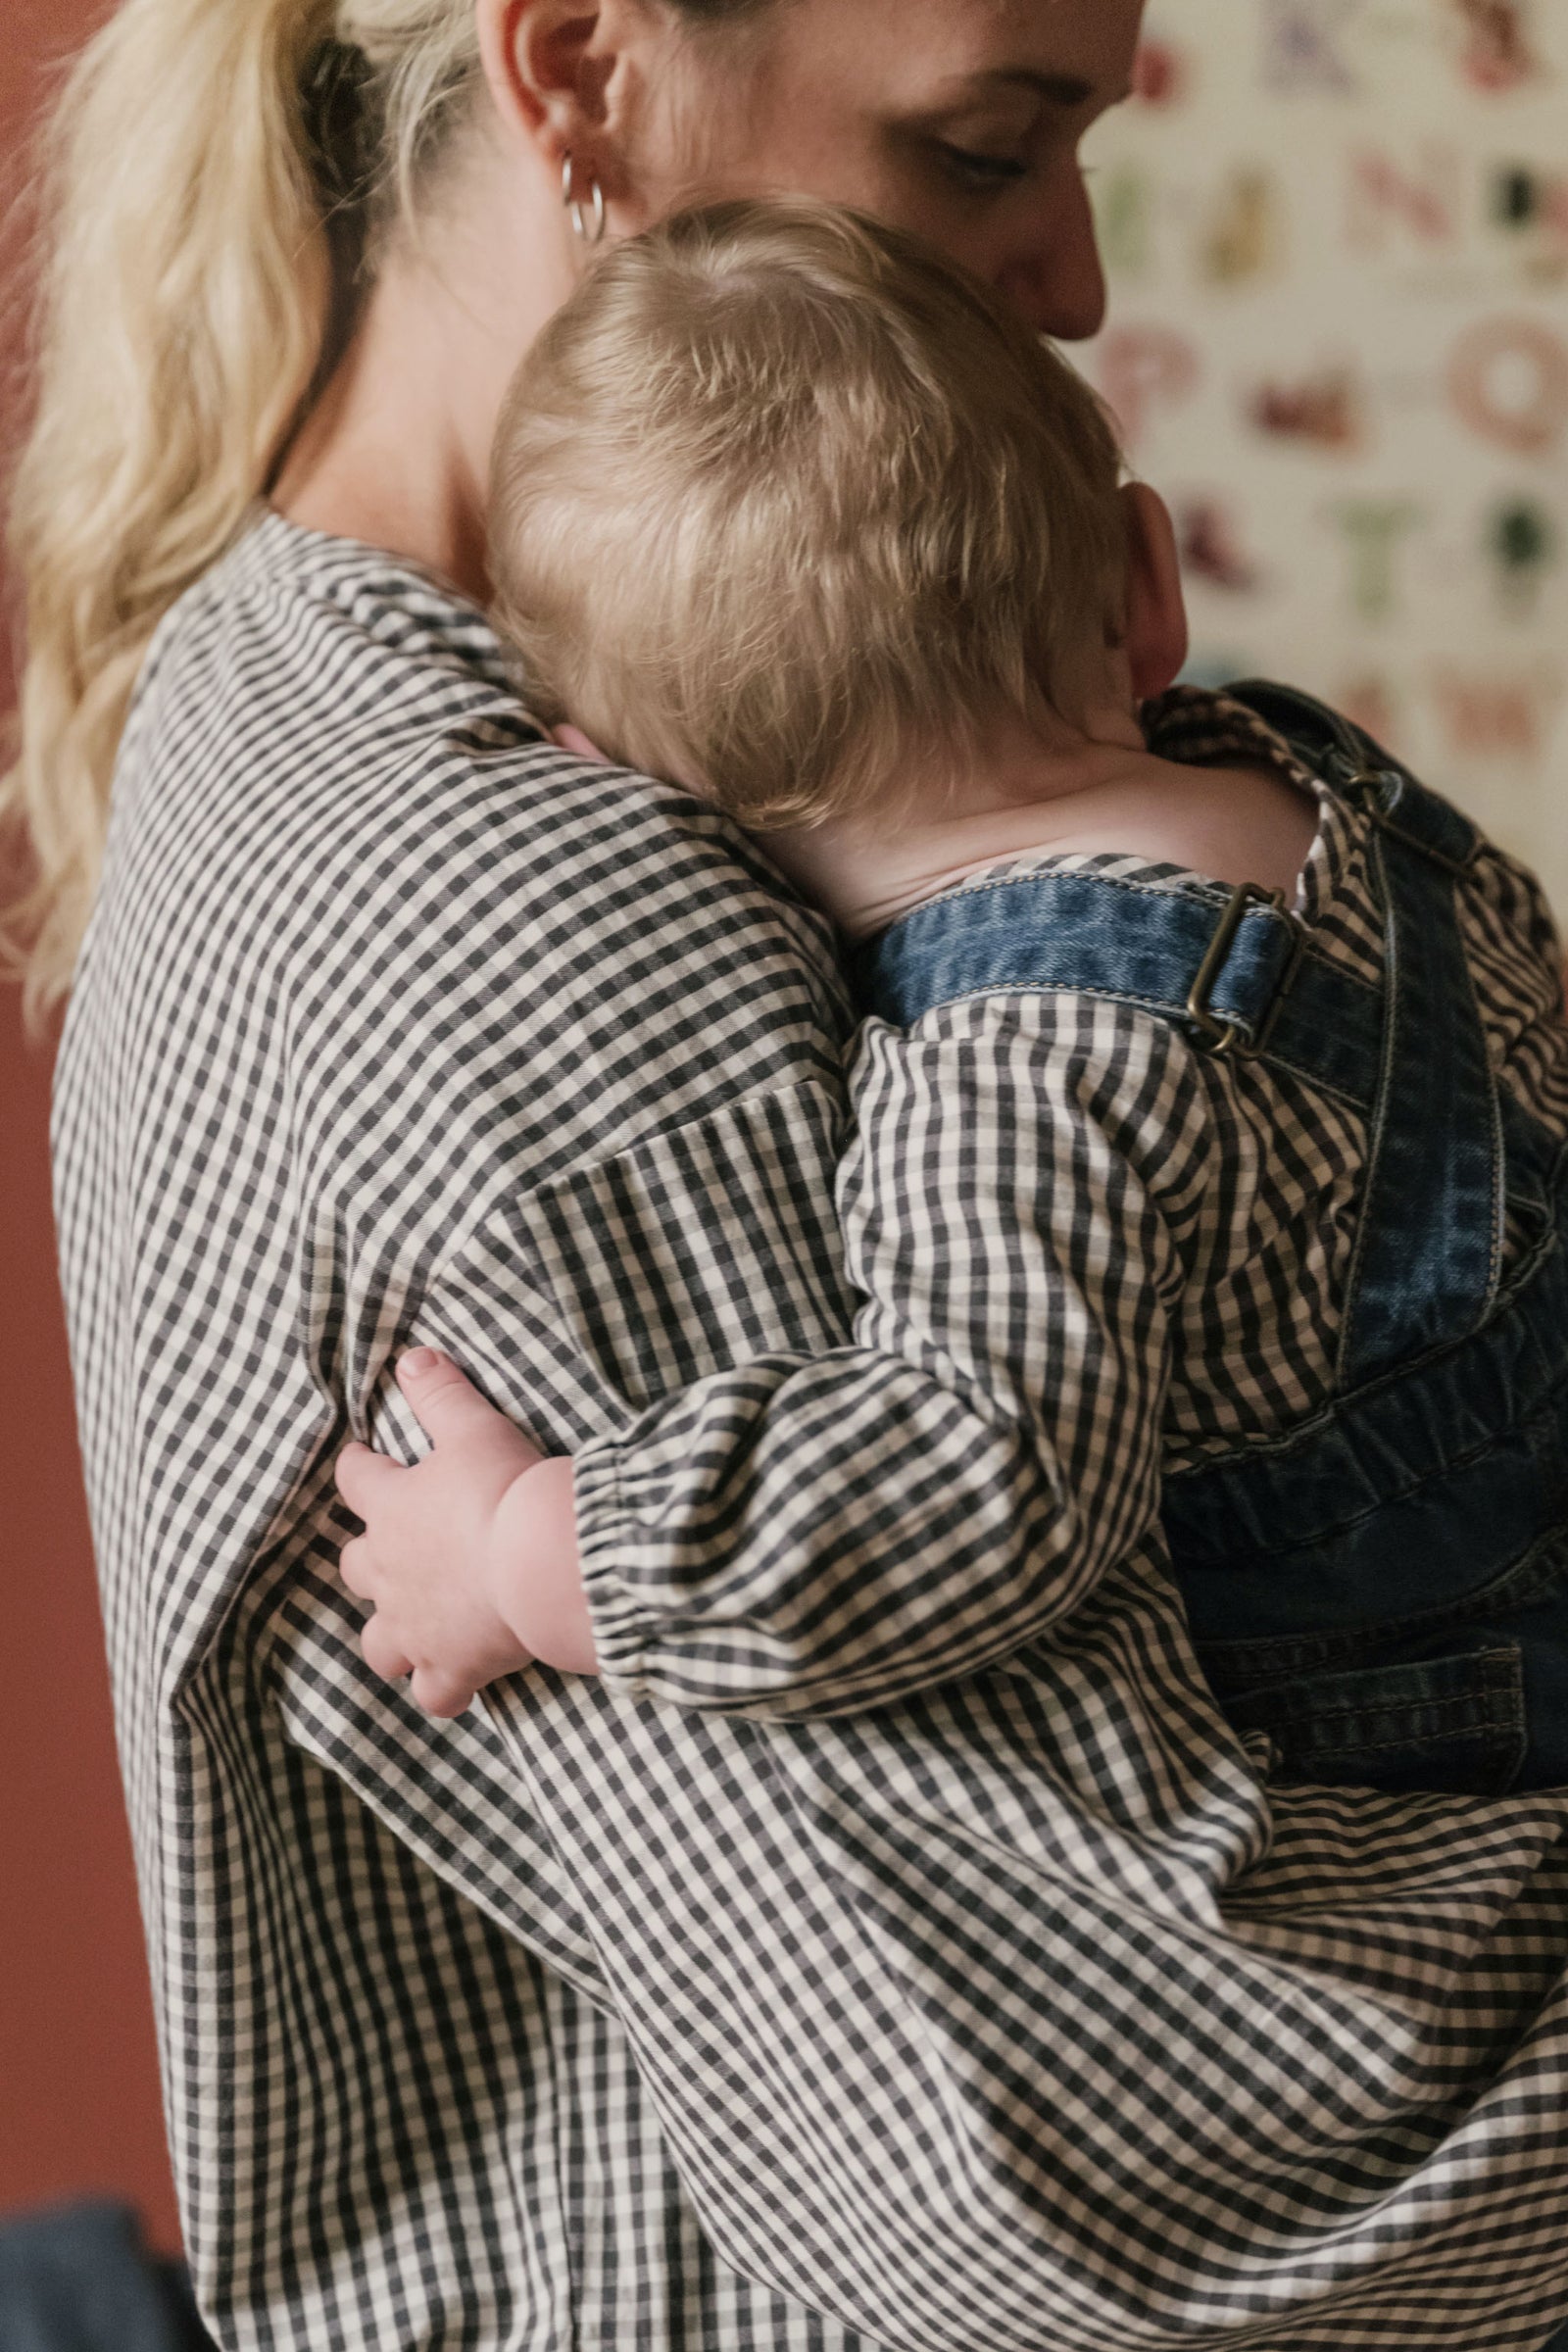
<box><xmin>6</xmin><ymin>2</ymin><xmax>1568</xmax><ymax>2347</ymax></box>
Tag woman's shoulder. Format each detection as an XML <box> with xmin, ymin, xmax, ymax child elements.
<box><xmin>56</xmin><ymin>520</ymin><xmax>856</xmax><ymax>1445</ymax></box>
<box><xmin>117</xmin><ymin>511</ymin><xmax>838</xmax><ymax>968</ymax></box>
<box><xmin>81</xmin><ymin>514</ymin><xmax>852</xmax><ymax>1168</ymax></box>
<box><xmin>131</xmin><ymin>507</ymin><xmax>549</xmax><ymax>790</ymax></box>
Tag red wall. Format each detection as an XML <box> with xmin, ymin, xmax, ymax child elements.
<box><xmin>1</xmin><ymin>0</ymin><xmax>180</xmax><ymax>2254</ymax></box>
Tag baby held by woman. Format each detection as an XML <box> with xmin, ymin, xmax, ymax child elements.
<box><xmin>338</xmin><ymin>200</ymin><xmax>1568</xmax><ymax>1796</ymax></box>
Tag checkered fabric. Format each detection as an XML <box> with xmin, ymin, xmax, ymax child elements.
<box><xmin>53</xmin><ymin>514</ymin><xmax>1568</xmax><ymax>2352</ymax></box>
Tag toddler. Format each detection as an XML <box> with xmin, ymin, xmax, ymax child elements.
<box><xmin>338</xmin><ymin>199</ymin><xmax>1568</xmax><ymax>1796</ymax></box>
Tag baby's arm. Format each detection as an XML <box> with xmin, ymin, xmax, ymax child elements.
<box><xmin>338</xmin><ymin>991</ymin><xmax>1205</xmax><ymax>1720</ymax></box>
<box><xmin>574</xmin><ymin>994</ymin><xmax>1202</xmax><ymax>1710</ymax></box>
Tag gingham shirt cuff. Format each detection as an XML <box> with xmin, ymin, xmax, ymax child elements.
<box><xmin>572</xmin><ymin>1440</ymin><xmax>663</xmax><ymax>1688</ymax></box>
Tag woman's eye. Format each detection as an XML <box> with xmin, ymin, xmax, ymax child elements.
<box><xmin>935</xmin><ymin>142</ymin><xmax>1029</xmax><ymax>191</ymax></box>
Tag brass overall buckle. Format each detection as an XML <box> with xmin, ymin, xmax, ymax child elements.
<box><xmin>1186</xmin><ymin>882</ymin><xmax>1305</xmax><ymax>1060</ymax></box>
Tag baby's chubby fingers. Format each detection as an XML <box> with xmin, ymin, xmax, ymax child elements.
<box><xmin>410</xmin><ymin>1665</ymin><xmax>478</xmax><ymax>1720</ymax></box>
<box><xmin>337</xmin><ymin>1534</ymin><xmax>383</xmax><ymax>1602</ymax></box>
<box><xmin>336</xmin><ymin>1439</ymin><xmax>406</xmax><ymax>1519</ymax></box>
<box><xmin>361</xmin><ymin>1611</ymin><xmax>415</xmax><ymax>1686</ymax></box>
<box><xmin>397</xmin><ymin>1348</ymin><xmax>545</xmax><ymax>1473</ymax></box>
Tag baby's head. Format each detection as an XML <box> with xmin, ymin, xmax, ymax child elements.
<box><xmin>490</xmin><ymin>199</ymin><xmax>1177</xmax><ymax>832</ymax></box>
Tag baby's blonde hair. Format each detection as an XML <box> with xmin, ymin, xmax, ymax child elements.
<box><xmin>491</xmin><ymin>200</ymin><xmax>1127</xmax><ymax>831</ymax></box>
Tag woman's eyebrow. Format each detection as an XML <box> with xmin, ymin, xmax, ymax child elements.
<box><xmin>972</xmin><ymin>68</ymin><xmax>1125</xmax><ymax>110</ymax></box>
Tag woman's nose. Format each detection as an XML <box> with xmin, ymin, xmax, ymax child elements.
<box><xmin>995</xmin><ymin>168</ymin><xmax>1108</xmax><ymax>342</ymax></box>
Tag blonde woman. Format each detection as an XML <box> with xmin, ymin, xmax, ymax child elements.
<box><xmin>5</xmin><ymin>5</ymin><xmax>1568</xmax><ymax>2350</ymax></box>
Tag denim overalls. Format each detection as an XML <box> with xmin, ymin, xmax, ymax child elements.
<box><xmin>855</xmin><ymin>681</ymin><xmax>1568</xmax><ymax>1798</ymax></box>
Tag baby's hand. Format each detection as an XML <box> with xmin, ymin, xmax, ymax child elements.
<box><xmin>336</xmin><ymin>1350</ymin><xmax>596</xmax><ymax>1719</ymax></box>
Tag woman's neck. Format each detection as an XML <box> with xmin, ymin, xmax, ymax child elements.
<box><xmin>272</xmin><ymin>143</ymin><xmax>576</xmax><ymax>602</ymax></box>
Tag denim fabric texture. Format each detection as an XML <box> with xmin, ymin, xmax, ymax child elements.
<box><xmin>0</xmin><ymin>2203</ymin><xmax>215</xmax><ymax>2352</ymax></box>
<box><xmin>1337</xmin><ymin>803</ymin><xmax>1501</xmax><ymax>1384</ymax></box>
<box><xmin>852</xmin><ymin>867</ymin><xmax>1386</xmax><ymax>1110</ymax></box>
<box><xmin>858</xmin><ymin>681</ymin><xmax>1568</xmax><ymax>1798</ymax></box>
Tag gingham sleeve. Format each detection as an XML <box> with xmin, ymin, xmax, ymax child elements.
<box><xmin>564</xmin><ymin>992</ymin><xmax>1206</xmax><ymax>1713</ymax></box>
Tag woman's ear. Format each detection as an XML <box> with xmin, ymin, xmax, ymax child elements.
<box><xmin>476</xmin><ymin>0</ymin><xmax>623</xmax><ymax>168</ymax></box>
<box><xmin>1119</xmin><ymin>481</ymin><xmax>1190</xmax><ymax>702</ymax></box>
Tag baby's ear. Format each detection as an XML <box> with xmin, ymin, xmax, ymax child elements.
<box><xmin>1120</xmin><ymin>482</ymin><xmax>1189</xmax><ymax>701</ymax></box>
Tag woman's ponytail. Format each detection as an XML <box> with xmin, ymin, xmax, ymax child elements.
<box><xmin>1</xmin><ymin>0</ymin><xmax>482</xmax><ymax>1016</ymax></box>
<box><xmin>0</xmin><ymin>0</ymin><xmax>769</xmax><ymax>1016</ymax></box>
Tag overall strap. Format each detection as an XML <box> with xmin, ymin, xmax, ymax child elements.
<box><xmin>853</xmin><ymin>867</ymin><xmax>1384</xmax><ymax>1110</ymax></box>
<box><xmin>1227</xmin><ymin>682</ymin><xmax>1505</xmax><ymax>1385</ymax></box>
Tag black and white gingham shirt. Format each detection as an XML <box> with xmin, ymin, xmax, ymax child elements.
<box><xmin>54</xmin><ymin>515</ymin><xmax>1568</xmax><ymax>2352</ymax></box>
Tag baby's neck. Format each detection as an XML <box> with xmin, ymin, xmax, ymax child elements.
<box><xmin>766</xmin><ymin>710</ymin><xmax>1316</xmax><ymax>942</ymax></box>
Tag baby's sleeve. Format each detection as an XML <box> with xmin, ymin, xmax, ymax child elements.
<box><xmin>563</xmin><ymin>991</ymin><xmax>1210</xmax><ymax>1715</ymax></box>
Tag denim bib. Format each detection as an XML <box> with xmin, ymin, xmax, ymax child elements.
<box><xmin>854</xmin><ymin>681</ymin><xmax>1568</xmax><ymax>1796</ymax></box>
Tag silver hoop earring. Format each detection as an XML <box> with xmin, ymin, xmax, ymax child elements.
<box><xmin>562</xmin><ymin>152</ymin><xmax>607</xmax><ymax>247</ymax></box>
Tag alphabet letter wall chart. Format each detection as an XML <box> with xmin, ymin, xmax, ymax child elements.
<box><xmin>1080</xmin><ymin>0</ymin><xmax>1567</xmax><ymax>903</ymax></box>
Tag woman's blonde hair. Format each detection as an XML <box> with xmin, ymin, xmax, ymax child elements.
<box><xmin>0</xmin><ymin>0</ymin><xmax>766</xmax><ymax>1017</ymax></box>
<box><xmin>0</xmin><ymin>0</ymin><xmax>490</xmax><ymax>1013</ymax></box>
<box><xmin>491</xmin><ymin>201</ymin><xmax>1127</xmax><ymax>833</ymax></box>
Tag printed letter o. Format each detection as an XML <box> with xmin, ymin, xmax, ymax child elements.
<box><xmin>1449</xmin><ymin>318</ymin><xmax>1568</xmax><ymax>457</ymax></box>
